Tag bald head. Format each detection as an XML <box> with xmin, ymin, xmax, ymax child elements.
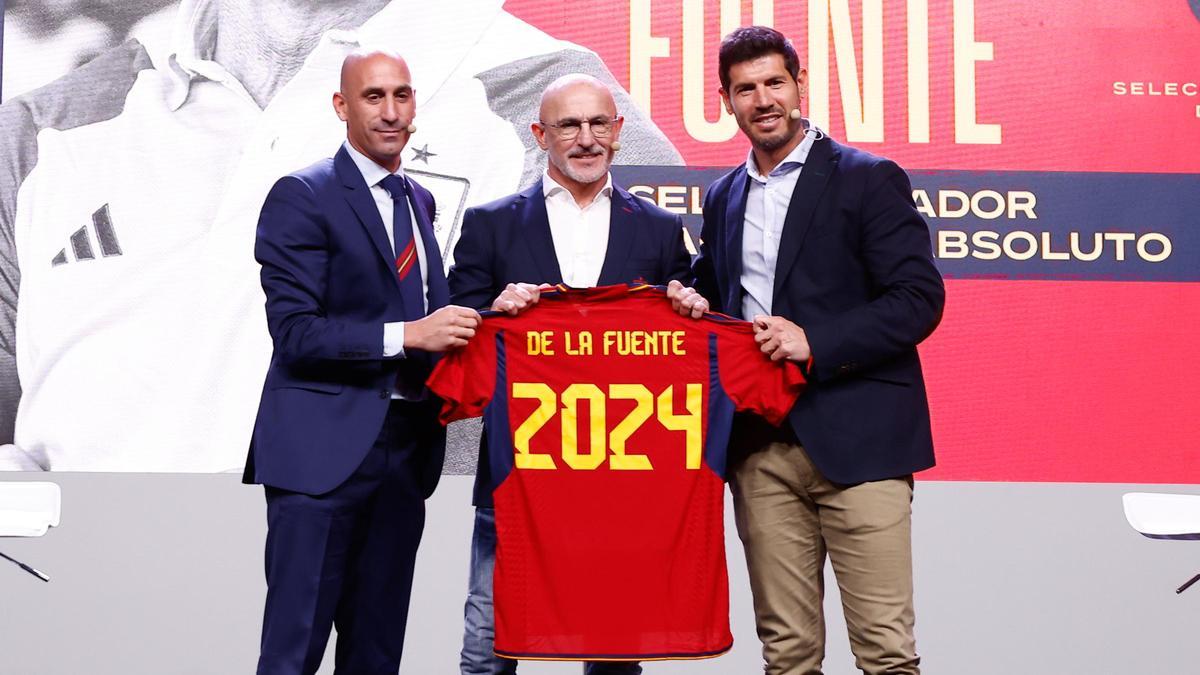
<box><xmin>333</xmin><ymin>48</ymin><xmax>415</xmax><ymax>172</ymax></box>
<box><xmin>339</xmin><ymin>48</ymin><xmax>408</xmax><ymax>92</ymax></box>
<box><xmin>538</xmin><ymin>73</ymin><xmax>615</xmax><ymax>121</ymax></box>
<box><xmin>532</xmin><ymin>73</ymin><xmax>623</xmax><ymax>201</ymax></box>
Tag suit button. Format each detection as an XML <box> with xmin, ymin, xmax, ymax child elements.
<box><xmin>380</xmin><ymin>390</ymin><xmax>390</xmax><ymax>399</ymax></box>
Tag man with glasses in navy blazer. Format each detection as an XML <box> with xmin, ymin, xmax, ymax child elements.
<box><xmin>448</xmin><ymin>73</ymin><xmax>692</xmax><ymax>675</ymax></box>
<box><xmin>245</xmin><ymin>49</ymin><xmax>481</xmax><ymax>675</ymax></box>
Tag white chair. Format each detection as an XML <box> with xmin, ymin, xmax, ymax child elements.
<box><xmin>0</xmin><ymin>481</ymin><xmax>60</xmax><ymax>581</ymax></box>
<box><xmin>0</xmin><ymin>481</ymin><xmax>61</xmax><ymax>536</ymax></box>
<box><xmin>1123</xmin><ymin>492</ymin><xmax>1200</xmax><ymax>593</ymax></box>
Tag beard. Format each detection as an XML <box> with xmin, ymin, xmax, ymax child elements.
<box><xmin>550</xmin><ymin>143</ymin><xmax>611</xmax><ymax>185</ymax></box>
<box><xmin>739</xmin><ymin>108</ymin><xmax>803</xmax><ymax>153</ymax></box>
<box><xmin>751</xmin><ymin>127</ymin><xmax>795</xmax><ymax>152</ymax></box>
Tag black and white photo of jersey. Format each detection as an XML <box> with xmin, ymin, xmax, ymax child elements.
<box><xmin>0</xmin><ymin>0</ymin><xmax>682</xmax><ymax>471</ymax></box>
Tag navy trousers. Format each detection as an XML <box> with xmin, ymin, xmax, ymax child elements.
<box><xmin>257</xmin><ymin>402</ymin><xmax>428</xmax><ymax>675</ymax></box>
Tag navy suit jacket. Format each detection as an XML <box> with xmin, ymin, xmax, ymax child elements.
<box><xmin>448</xmin><ymin>180</ymin><xmax>692</xmax><ymax>505</ymax></box>
<box><xmin>693</xmin><ymin>136</ymin><xmax>945</xmax><ymax>484</ymax></box>
<box><xmin>245</xmin><ymin>146</ymin><xmax>450</xmax><ymax>496</ymax></box>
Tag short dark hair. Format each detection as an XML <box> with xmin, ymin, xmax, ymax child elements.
<box><xmin>718</xmin><ymin>26</ymin><xmax>801</xmax><ymax>91</ymax></box>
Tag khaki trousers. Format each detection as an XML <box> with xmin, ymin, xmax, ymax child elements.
<box><xmin>729</xmin><ymin>440</ymin><xmax>919</xmax><ymax>675</ymax></box>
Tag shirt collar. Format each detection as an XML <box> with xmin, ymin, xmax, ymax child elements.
<box><xmin>158</xmin><ymin>0</ymin><xmax>506</xmax><ymax>112</ymax></box>
<box><xmin>343</xmin><ymin>140</ymin><xmax>405</xmax><ymax>189</ymax></box>
<box><xmin>160</xmin><ymin>0</ymin><xmax>227</xmax><ymax>110</ymax></box>
<box><xmin>745</xmin><ymin>120</ymin><xmax>822</xmax><ymax>182</ymax></box>
<box><xmin>542</xmin><ymin>171</ymin><xmax>613</xmax><ymax>203</ymax></box>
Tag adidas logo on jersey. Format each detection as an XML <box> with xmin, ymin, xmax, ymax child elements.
<box><xmin>51</xmin><ymin>204</ymin><xmax>123</xmax><ymax>266</ymax></box>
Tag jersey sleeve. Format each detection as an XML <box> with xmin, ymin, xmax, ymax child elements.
<box><xmin>714</xmin><ymin>322</ymin><xmax>806</xmax><ymax>425</ymax></box>
<box><xmin>426</xmin><ymin>322</ymin><xmax>499</xmax><ymax>424</ymax></box>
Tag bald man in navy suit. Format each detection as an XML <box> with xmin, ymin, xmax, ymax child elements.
<box><xmin>245</xmin><ymin>49</ymin><xmax>480</xmax><ymax>675</ymax></box>
<box><xmin>448</xmin><ymin>74</ymin><xmax>691</xmax><ymax>675</ymax></box>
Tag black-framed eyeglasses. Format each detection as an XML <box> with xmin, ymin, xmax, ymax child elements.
<box><xmin>539</xmin><ymin>115</ymin><xmax>623</xmax><ymax>140</ymax></box>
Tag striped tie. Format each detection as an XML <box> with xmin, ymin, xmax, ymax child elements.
<box><xmin>379</xmin><ymin>174</ymin><xmax>425</xmax><ymax>321</ymax></box>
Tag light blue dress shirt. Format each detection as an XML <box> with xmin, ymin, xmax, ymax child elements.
<box><xmin>740</xmin><ymin>128</ymin><xmax>819</xmax><ymax>320</ymax></box>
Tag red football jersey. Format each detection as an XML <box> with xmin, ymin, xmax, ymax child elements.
<box><xmin>428</xmin><ymin>284</ymin><xmax>805</xmax><ymax>661</ymax></box>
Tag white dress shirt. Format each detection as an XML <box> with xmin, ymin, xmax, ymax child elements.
<box><xmin>341</xmin><ymin>141</ymin><xmax>428</xmax><ymax>359</ymax></box>
<box><xmin>542</xmin><ymin>171</ymin><xmax>613</xmax><ymax>287</ymax></box>
<box><xmin>741</xmin><ymin>127</ymin><xmax>819</xmax><ymax>319</ymax></box>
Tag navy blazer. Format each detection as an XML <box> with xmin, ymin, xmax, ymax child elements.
<box><xmin>448</xmin><ymin>179</ymin><xmax>692</xmax><ymax>505</ymax></box>
<box><xmin>693</xmin><ymin>136</ymin><xmax>945</xmax><ymax>484</ymax></box>
<box><xmin>449</xmin><ymin>181</ymin><xmax>692</xmax><ymax>309</ymax></box>
<box><xmin>245</xmin><ymin>146</ymin><xmax>450</xmax><ymax>496</ymax></box>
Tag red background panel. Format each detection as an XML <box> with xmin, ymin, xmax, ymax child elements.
<box><xmin>507</xmin><ymin>0</ymin><xmax>1200</xmax><ymax>173</ymax></box>
<box><xmin>919</xmin><ymin>279</ymin><xmax>1199</xmax><ymax>483</ymax></box>
<box><xmin>502</xmin><ymin>2</ymin><xmax>1200</xmax><ymax>484</ymax></box>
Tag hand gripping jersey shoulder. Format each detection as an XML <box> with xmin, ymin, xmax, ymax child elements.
<box><xmin>428</xmin><ymin>284</ymin><xmax>804</xmax><ymax>661</ymax></box>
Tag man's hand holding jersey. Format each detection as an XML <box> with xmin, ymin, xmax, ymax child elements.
<box><xmin>404</xmin><ymin>305</ymin><xmax>482</xmax><ymax>351</ymax></box>
<box><xmin>491</xmin><ymin>282</ymin><xmax>554</xmax><ymax>315</ymax></box>
<box><xmin>666</xmin><ymin>279</ymin><xmax>709</xmax><ymax>319</ymax></box>
<box><xmin>495</xmin><ymin>280</ymin><xmax>710</xmax><ymax>319</ymax></box>
<box><xmin>664</xmin><ymin>281</ymin><xmax>810</xmax><ymax>363</ymax></box>
<box><xmin>753</xmin><ymin>316</ymin><xmax>812</xmax><ymax>363</ymax></box>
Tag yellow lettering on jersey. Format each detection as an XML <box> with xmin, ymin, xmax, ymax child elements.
<box><xmin>510</xmin><ymin>382</ymin><xmax>705</xmax><ymax>471</ymax></box>
<box><xmin>608</xmin><ymin>384</ymin><xmax>655</xmax><ymax>470</ymax></box>
<box><xmin>561</xmin><ymin>384</ymin><xmax>607</xmax><ymax>470</ymax></box>
<box><xmin>657</xmin><ymin>384</ymin><xmax>703</xmax><ymax>469</ymax></box>
<box><xmin>512</xmin><ymin>382</ymin><xmax>557</xmax><ymax>469</ymax></box>
<box><xmin>526</xmin><ymin>331</ymin><xmax>555</xmax><ymax>356</ymax></box>
<box><xmin>601</xmin><ymin>330</ymin><xmax>687</xmax><ymax>356</ymax></box>
<box><xmin>565</xmin><ymin>330</ymin><xmax>594</xmax><ymax>356</ymax></box>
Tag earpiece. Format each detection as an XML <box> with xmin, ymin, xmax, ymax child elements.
<box><xmin>789</xmin><ymin>108</ymin><xmax>802</xmax><ymax>120</ymax></box>
<box><xmin>406</xmin><ymin>123</ymin><xmax>417</xmax><ymax>134</ymax></box>
<box><xmin>610</xmin><ymin>140</ymin><xmax>622</xmax><ymax>152</ymax></box>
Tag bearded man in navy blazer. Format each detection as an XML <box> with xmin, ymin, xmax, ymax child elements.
<box><xmin>245</xmin><ymin>49</ymin><xmax>481</xmax><ymax>675</ymax></box>
<box><xmin>670</xmin><ymin>26</ymin><xmax>945</xmax><ymax>675</ymax></box>
<box><xmin>448</xmin><ymin>73</ymin><xmax>691</xmax><ymax>675</ymax></box>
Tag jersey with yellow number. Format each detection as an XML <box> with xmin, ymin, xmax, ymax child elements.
<box><xmin>428</xmin><ymin>283</ymin><xmax>805</xmax><ymax>661</ymax></box>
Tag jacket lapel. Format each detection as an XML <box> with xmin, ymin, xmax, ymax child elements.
<box><xmin>335</xmin><ymin>147</ymin><xmax>403</xmax><ymax>293</ymax></box>
<box><xmin>521</xmin><ymin>181</ymin><xmax>564</xmax><ymax>285</ymax></box>
<box><xmin>771</xmin><ymin>137</ymin><xmax>839</xmax><ymax>305</ymax></box>
<box><xmin>597</xmin><ymin>187</ymin><xmax>636</xmax><ymax>285</ymax></box>
<box><xmin>723</xmin><ymin>168</ymin><xmax>750</xmax><ymax>317</ymax></box>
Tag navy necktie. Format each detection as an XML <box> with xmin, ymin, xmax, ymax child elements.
<box><xmin>379</xmin><ymin>174</ymin><xmax>425</xmax><ymax>321</ymax></box>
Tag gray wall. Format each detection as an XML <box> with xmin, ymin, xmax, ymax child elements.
<box><xmin>2</xmin><ymin>475</ymin><xmax>1197</xmax><ymax>673</ymax></box>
